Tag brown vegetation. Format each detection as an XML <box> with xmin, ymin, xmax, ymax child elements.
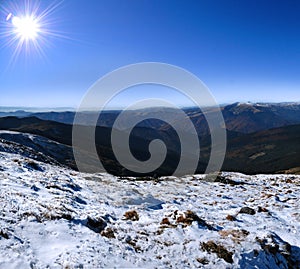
<box><xmin>123</xmin><ymin>210</ymin><xmax>139</xmax><ymax>221</ymax></box>
<box><xmin>219</xmin><ymin>229</ymin><xmax>249</xmax><ymax>243</ymax></box>
<box><xmin>101</xmin><ymin>228</ymin><xmax>116</xmax><ymax>239</ymax></box>
<box><xmin>200</xmin><ymin>240</ymin><xmax>233</xmax><ymax>264</ymax></box>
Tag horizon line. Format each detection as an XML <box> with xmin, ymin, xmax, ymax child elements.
<box><xmin>0</xmin><ymin>101</ymin><xmax>300</xmax><ymax>113</ymax></box>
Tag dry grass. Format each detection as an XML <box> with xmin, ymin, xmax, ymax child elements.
<box><xmin>219</xmin><ymin>229</ymin><xmax>249</xmax><ymax>243</ymax></box>
<box><xmin>123</xmin><ymin>210</ymin><xmax>139</xmax><ymax>221</ymax></box>
<box><xmin>226</xmin><ymin>214</ymin><xmax>236</xmax><ymax>221</ymax></box>
<box><xmin>176</xmin><ymin>210</ymin><xmax>214</xmax><ymax>230</ymax></box>
<box><xmin>160</xmin><ymin>217</ymin><xmax>177</xmax><ymax>228</ymax></box>
<box><xmin>200</xmin><ymin>240</ymin><xmax>233</xmax><ymax>264</ymax></box>
<box><xmin>101</xmin><ymin>228</ymin><xmax>116</xmax><ymax>239</ymax></box>
<box><xmin>126</xmin><ymin>237</ymin><xmax>142</xmax><ymax>252</ymax></box>
<box><xmin>160</xmin><ymin>217</ymin><xmax>171</xmax><ymax>225</ymax></box>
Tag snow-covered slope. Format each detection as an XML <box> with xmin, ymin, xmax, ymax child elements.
<box><xmin>0</xmin><ymin>150</ymin><xmax>299</xmax><ymax>268</ymax></box>
<box><xmin>0</xmin><ymin>131</ymin><xmax>74</xmax><ymax>168</ymax></box>
<box><xmin>0</xmin><ymin>136</ymin><xmax>59</xmax><ymax>166</ymax></box>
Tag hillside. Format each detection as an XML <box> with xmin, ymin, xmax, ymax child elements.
<box><xmin>223</xmin><ymin>125</ymin><xmax>300</xmax><ymax>174</ymax></box>
<box><xmin>0</xmin><ymin>130</ymin><xmax>75</xmax><ymax>169</ymax></box>
<box><xmin>2</xmin><ymin>102</ymin><xmax>300</xmax><ymax>135</ymax></box>
<box><xmin>0</xmin><ymin>116</ymin><xmax>299</xmax><ymax>175</ymax></box>
<box><xmin>0</xmin><ymin>148</ymin><xmax>299</xmax><ymax>268</ymax></box>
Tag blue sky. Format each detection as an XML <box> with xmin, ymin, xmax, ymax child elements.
<box><xmin>0</xmin><ymin>0</ymin><xmax>299</xmax><ymax>108</ymax></box>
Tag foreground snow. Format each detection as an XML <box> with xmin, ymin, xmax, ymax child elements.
<box><xmin>0</xmin><ymin>151</ymin><xmax>299</xmax><ymax>268</ymax></box>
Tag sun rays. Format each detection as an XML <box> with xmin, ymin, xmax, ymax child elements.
<box><xmin>0</xmin><ymin>0</ymin><xmax>66</xmax><ymax>65</ymax></box>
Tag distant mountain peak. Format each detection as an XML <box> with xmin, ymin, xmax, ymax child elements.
<box><xmin>225</xmin><ymin>102</ymin><xmax>261</xmax><ymax>114</ymax></box>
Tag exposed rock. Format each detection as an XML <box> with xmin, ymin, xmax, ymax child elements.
<box><xmin>256</xmin><ymin>233</ymin><xmax>300</xmax><ymax>269</ymax></box>
<box><xmin>196</xmin><ymin>257</ymin><xmax>209</xmax><ymax>265</ymax></box>
<box><xmin>86</xmin><ymin>216</ymin><xmax>107</xmax><ymax>233</ymax></box>
<box><xmin>257</xmin><ymin>206</ymin><xmax>269</xmax><ymax>213</ymax></box>
<box><xmin>239</xmin><ymin>207</ymin><xmax>256</xmax><ymax>215</ymax></box>
<box><xmin>0</xmin><ymin>229</ymin><xmax>9</xmax><ymax>239</ymax></box>
<box><xmin>204</xmin><ymin>173</ymin><xmax>245</xmax><ymax>185</ymax></box>
<box><xmin>24</xmin><ymin>160</ymin><xmax>44</xmax><ymax>172</ymax></box>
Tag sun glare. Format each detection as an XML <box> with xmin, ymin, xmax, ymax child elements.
<box><xmin>0</xmin><ymin>1</ymin><xmax>66</xmax><ymax>64</ymax></box>
<box><xmin>12</xmin><ymin>15</ymin><xmax>40</xmax><ymax>41</ymax></box>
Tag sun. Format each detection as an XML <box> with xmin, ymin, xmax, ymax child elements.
<box><xmin>0</xmin><ymin>0</ymin><xmax>67</xmax><ymax>64</ymax></box>
<box><xmin>12</xmin><ymin>15</ymin><xmax>40</xmax><ymax>41</ymax></box>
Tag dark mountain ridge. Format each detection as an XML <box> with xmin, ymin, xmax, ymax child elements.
<box><xmin>0</xmin><ymin>115</ymin><xmax>299</xmax><ymax>175</ymax></box>
<box><xmin>2</xmin><ymin>102</ymin><xmax>300</xmax><ymax>135</ymax></box>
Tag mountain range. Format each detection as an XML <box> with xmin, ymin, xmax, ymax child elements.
<box><xmin>0</xmin><ymin>102</ymin><xmax>299</xmax><ymax>175</ymax></box>
<box><xmin>2</xmin><ymin>102</ymin><xmax>300</xmax><ymax>134</ymax></box>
